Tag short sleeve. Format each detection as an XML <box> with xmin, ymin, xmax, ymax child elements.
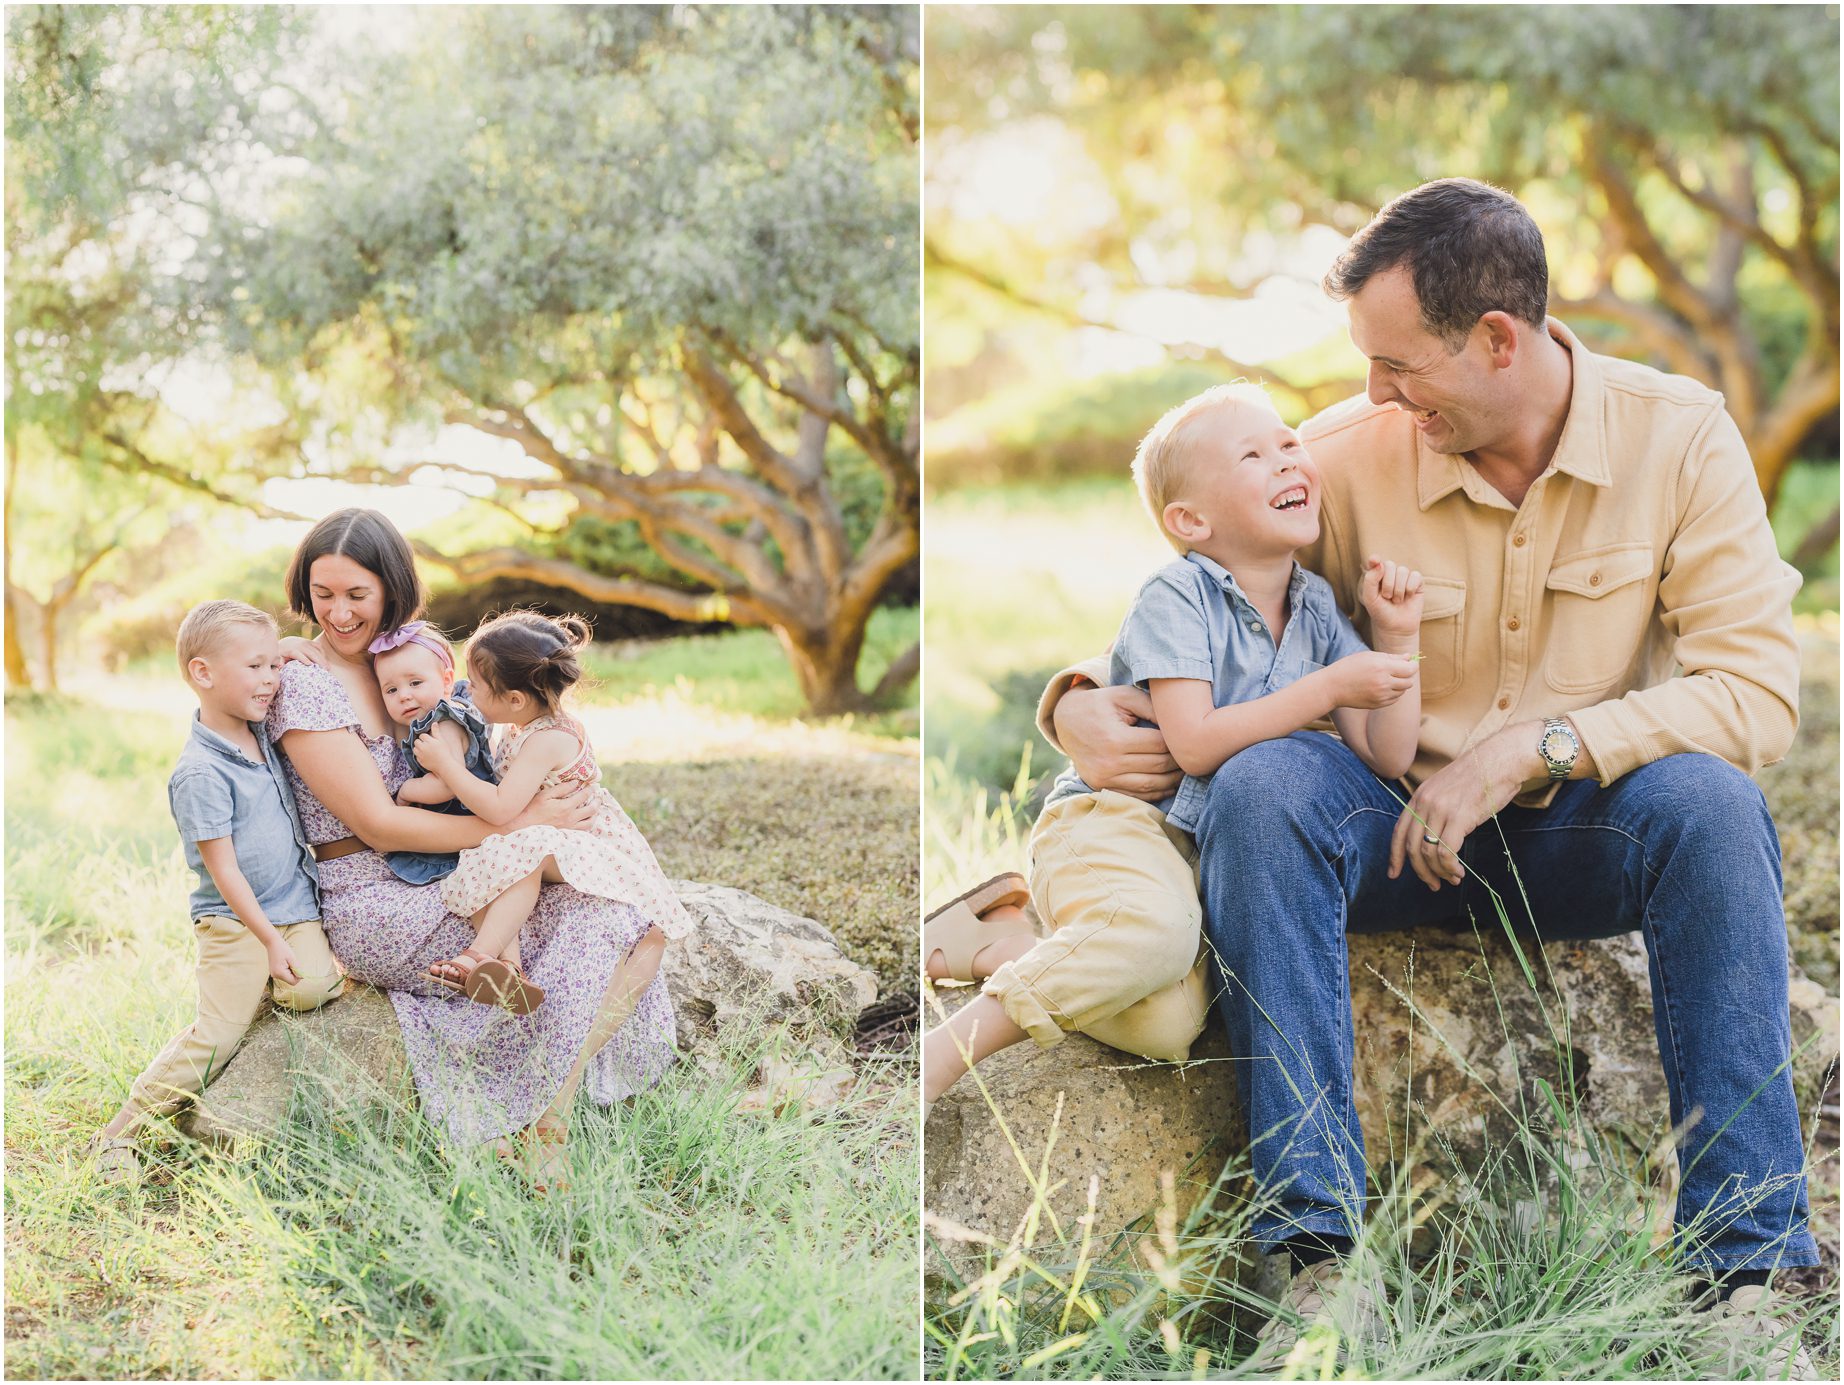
<box><xmin>169</xmin><ymin>766</ymin><xmax>234</xmax><ymax>843</ymax></box>
<box><xmin>1114</xmin><ymin>564</ymin><xmax>1218</xmax><ymax>687</ymax></box>
<box><xmin>267</xmin><ymin>661</ymin><xmax>362</xmax><ymax>739</ymax></box>
<box><xmin>1319</xmin><ymin>602</ymin><xmax>1370</xmax><ymax>666</ymax></box>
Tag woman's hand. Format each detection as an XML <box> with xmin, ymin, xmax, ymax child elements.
<box><xmin>512</xmin><ymin>778</ymin><xmax>596</xmax><ymax>833</ymax></box>
<box><xmin>1053</xmin><ymin>684</ymin><xmax>1183</xmax><ymax>801</ymax></box>
<box><xmin>279</xmin><ymin>636</ymin><xmax>329</xmax><ymax>669</ymax></box>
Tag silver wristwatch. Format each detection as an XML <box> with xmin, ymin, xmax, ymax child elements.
<box><xmin>1538</xmin><ymin>718</ymin><xmax>1580</xmax><ymax>780</ymax></box>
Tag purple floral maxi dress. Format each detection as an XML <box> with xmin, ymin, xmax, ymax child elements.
<box><xmin>267</xmin><ymin>662</ymin><xmax>678</xmax><ymax>1143</ymax></box>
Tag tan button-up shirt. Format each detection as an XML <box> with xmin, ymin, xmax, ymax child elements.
<box><xmin>1038</xmin><ymin>319</ymin><xmax>1802</xmax><ymax>803</ymax></box>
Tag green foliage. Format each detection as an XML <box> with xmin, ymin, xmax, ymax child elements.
<box><xmin>216</xmin><ymin>6</ymin><xmax>916</xmax><ymax>414</ymax></box>
<box><xmin>926</xmin><ymin>5</ymin><xmax>1839</xmax><ymax>504</ymax></box>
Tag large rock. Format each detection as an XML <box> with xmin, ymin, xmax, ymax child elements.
<box><xmin>182</xmin><ymin>880</ymin><xmax>879</xmax><ymax>1146</ymax></box>
<box><xmin>924</xmin><ymin>928</ymin><xmax>1838</xmax><ymax>1268</ymax></box>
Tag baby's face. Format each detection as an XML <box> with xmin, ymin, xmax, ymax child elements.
<box><xmin>374</xmin><ymin>643</ymin><xmax>453</xmax><ymax>726</ymax></box>
<box><xmin>1170</xmin><ymin>402</ymin><xmax>1322</xmax><ymax>557</ymax></box>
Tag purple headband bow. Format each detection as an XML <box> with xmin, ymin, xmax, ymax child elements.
<box><xmin>367</xmin><ymin>620</ymin><xmax>454</xmax><ymax>672</ymax></box>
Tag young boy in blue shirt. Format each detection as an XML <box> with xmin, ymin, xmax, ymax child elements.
<box><xmin>922</xmin><ymin>383</ymin><xmax>1425</xmax><ymax>1105</ymax></box>
<box><xmin>91</xmin><ymin>600</ymin><xmax>340</xmax><ymax>1182</ymax></box>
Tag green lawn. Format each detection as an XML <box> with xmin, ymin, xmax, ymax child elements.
<box><xmin>4</xmin><ymin>618</ymin><xmax>920</xmax><ymax>1380</ymax></box>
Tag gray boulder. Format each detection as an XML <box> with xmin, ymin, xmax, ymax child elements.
<box><xmin>182</xmin><ymin>880</ymin><xmax>878</xmax><ymax>1146</ymax></box>
<box><xmin>925</xmin><ymin>925</ymin><xmax>1839</xmax><ymax>1269</ymax></box>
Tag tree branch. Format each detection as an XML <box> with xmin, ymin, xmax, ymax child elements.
<box><xmin>411</xmin><ymin>543</ymin><xmax>774</xmax><ymax>629</ymax></box>
<box><xmin>926</xmin><ymin>241</ymin><xmax>1361</xmax><ymax>411</ymax></box>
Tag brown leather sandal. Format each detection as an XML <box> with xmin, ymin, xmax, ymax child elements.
<box><xmin>435</xmin><ymin>947</ymin><xmax>547</xmax><ymax>1014</ymax></box>
<box><xmin>922</xmin><ymin>871</ymin><xmax>1036</xmax><ymax>982</ymax></box>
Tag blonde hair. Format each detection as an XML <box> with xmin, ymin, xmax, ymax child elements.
<box><xmin>1131</xmin><ymin>381</ymin><xmax>1277</xmax><ymax>554</ymax></box>
<box><xmin>176</xmin><ymin>600</ymin><xmax>277</xmax><ymax>683</ymax></box>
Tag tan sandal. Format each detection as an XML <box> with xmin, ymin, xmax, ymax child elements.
<box><xmin>90</xmin><ymin>1134</ymin><xmax>142</xmax><ymax>1186</ymax></box>
<box><xmin>435</xmin><ymin>947</ymin><xmax>547</xmax><ymax>1014</ymax></box>
<box><xmin>923</xmin><ymin>872</ymin><xmax>1035</xmax><ymax>982</ymax></box>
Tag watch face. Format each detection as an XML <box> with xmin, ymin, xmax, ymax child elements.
<box><xmin>1543</xmin><ymin>729</ymin><xmax>1573</xmax><ymax>760</ymax></box>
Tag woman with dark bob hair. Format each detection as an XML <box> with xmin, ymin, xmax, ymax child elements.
<box><xmin>266</xmin><ymin>508</ymin><xmax>675</xmax><ymax>1188</ymax></box>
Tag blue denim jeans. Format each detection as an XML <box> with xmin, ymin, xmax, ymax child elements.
<box><xmin>1195</xmin><ymin>731</ymin><xmax>1817</xmax><ymax>1272</ymax></box>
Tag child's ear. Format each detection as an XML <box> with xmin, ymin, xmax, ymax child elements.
<box><xmin>1163</xmin><ymin>500</ymin><xmax>1211</xmax><ymax>547</ymax></box>
<box><xmin>188</xmin><ymin>657</ymin><xmax>214</xmax><ymax>688</ymax></box>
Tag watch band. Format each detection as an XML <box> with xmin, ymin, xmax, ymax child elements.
<box><xmin>1539</xmin><ymin>718</ymin><xmax>1580</xmax><ymax>780</ymax></box>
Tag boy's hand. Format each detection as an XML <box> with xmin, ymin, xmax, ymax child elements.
<box><xmin>266</xmin><ymin>937</ymin><xmax>302</xmax><ymax>986</ymax></box>
<box><xmin>1327</xmin><ymin>650</ymin><xmax>1420</xmax><ymax>709</ymax></box>
<box><xmin>412</xmin><ymin>732</ymin><xmax>457</xmax><ymax>774</ymax></box>
<box><xmin>1361</xmin><ymin>556</ymin><xmax>1425</xmax><ymax>640</ymax></box>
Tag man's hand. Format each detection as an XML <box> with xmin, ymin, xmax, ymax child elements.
<box><xmin>1361</xmin><ymin>555</ymin><xmax>1425</xmax><ymax>644</ymax></box>
<box><xmin>1053</xmin><ymin>684</ymin><xmax>1182</xmax><ymax>802</ymax></box>
<box><xmin>1325</xmin><ymin>651</ymin><xmax>1420</xmax><ymax>710</ymax></box>
<box><xmin>266</xmin><ymin>937</ymin><xmax>302</xmax><ymax>986</ymax></box>
<box><xmin>1389</xmin><ymin>727</ymin><xmax>1538</xmax><ymax>890</ymax></box>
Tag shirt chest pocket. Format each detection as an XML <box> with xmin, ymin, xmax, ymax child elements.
<box><xmin>1417</xmin><ymin>577</ymin><xmax>1467</xmax><ymax>698</ymax></box>
<box><xmin>1543</xmin><ymin>542</ymin><xmax>1656</xmax><ymax>694</ymax></box>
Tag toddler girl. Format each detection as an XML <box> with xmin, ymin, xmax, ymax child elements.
<box><xmin>411</xmin><ymin>610</ymin><xmax>696</xmax><ymax>1014</ymax></box>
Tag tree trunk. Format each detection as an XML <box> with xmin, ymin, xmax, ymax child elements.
<box><xmin>3</xmin><ymin>584</ymin><xmax>31</xmax><ymax>691</ymax></box>
<box><xmin>1790</xmin><ymin>502</ymin><xmax>1841</xmax><ymax>574</ymax></box>
<box><xmin>780</xmin><ymin>619</ymin><xmax>874</xmax><ymax>717</ymax></box>
<box><xmin>37</xmin><ymin>601</ymin><xmax>59</xmax><ymax>694</ymax></box>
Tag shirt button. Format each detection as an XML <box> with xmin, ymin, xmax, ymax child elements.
<box><xmin>1507</xmin><ymin>616</ymin><xmax>1521</xmax><ymax>631</ymax></box>
<box><xmin>1498</xmin><ymin>695</ymin><xmax>1512</xmax><ymax>710</ymax></box>
<box><xmin>1589</xmin><ymin>571</ymin><xmax>1602</xmax><ymax>587</ymax></box>
<box><xmin>1248</xmin><ymin>620</ymin><xmax>1263</xmax><ymax>632</ymax></box>
<box><xmin>1512</xmin><ymin>533</ymin><xmax>1527</xmax><ymax>547</ymax></box>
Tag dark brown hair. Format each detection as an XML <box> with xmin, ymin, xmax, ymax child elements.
<box><xmin>285</xmin><ymin>509</ymin><xmax>426</xmax><ymax>637</ymax></box>
<box><xmin>465</xmin><ymin>609</ymin><xmax>593</xmax><ymax>712</ymax></box>
<box><xmin>1322</xmin><ymin>178</ymin><xmax>1550</xmax><ymax>351</ymax></box>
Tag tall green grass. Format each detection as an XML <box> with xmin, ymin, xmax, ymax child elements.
<box><xmin>922</xmin><ymin>802</ymin><xmax>1838</xmax><ymax>1379</ymax></box>
<box><xmin>5</xmin><ymin>642</ymin><xmax>919</xmax><ymax>1379</ymax></box>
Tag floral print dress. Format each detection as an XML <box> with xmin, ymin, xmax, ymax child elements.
<box><xmin>266</xmin><ymin>663</ymin><xmax>678</xmax><ymax>1144</ymax></box>
<box><xmin>438</xmin><ymin>711</ymin><xmax>696</xmax><ymax>944</ymax></box>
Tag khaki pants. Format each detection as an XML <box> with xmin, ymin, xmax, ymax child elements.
<box><xmin>984</xmin><ymin>791</ymin><xmax>1213</xmax><ymax>1061</ymax></box>
<box><xmin>125</xmin><ymin>915</ymin><xmax>341</xmax><ymax>1121</ymax></box>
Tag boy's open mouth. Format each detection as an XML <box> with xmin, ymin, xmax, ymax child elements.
<box><xmin>1270</xmin><ymin>486</ymin><xmax>1309</xmax><ymax>511</ymax></box>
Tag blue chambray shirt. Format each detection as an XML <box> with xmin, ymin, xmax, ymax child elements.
<box><xmin>167</xmin><ymin>713</ymin><xmax>321</xmax><ymax>924</ymax></box>
<box><xmin>1044</xmin><ymin>552</ymin><xmax>1370</xmax><ymax>834</ymax></box>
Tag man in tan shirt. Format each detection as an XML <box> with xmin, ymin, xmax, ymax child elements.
<box><xmin>1037</xmin><ymin>179</ymin><xmax>1814</xmax><ymax>1371</ymax></box>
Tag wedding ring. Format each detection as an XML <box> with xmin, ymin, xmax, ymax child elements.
<box><xmin>1422</xmin><ymin>833</ymin><xmax>1441</xmax><ymax>844</ymax></box>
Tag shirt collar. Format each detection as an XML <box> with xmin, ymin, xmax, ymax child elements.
<box><xmin>1417</xmin><ymin>316</ymin><xmax>1611</xmax><ymax>510</ymax></box>
<box><xmin>190</xmin><ymin>711</ymin><xmax>268</xmax><ymax>764</ymax></box>
<box><xmin>1185</xmin><ymin>551</ymin><xmax>1309</xmax><ymax>604</ymax></box>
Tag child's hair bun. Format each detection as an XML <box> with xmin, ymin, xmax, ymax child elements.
<box><xmin>466</xmin><ymin>608</ymin><xmax>593</xmax><ymax>711</ymax></box>
<box><xmin>553</xmin><ymin>613</ymin><xmax>592</xmax><ymax>651</ymax></box>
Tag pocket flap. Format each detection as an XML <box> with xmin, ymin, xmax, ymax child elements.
<box><xmin>1420</xmin><ymin>576</ymin><xmax>1466</xmax><ymax>621</ymax></box>
<box><xmin>1546</xmin><ymin>543</ymin><xmax>1654</xmax><ymax>598</ymax></box>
